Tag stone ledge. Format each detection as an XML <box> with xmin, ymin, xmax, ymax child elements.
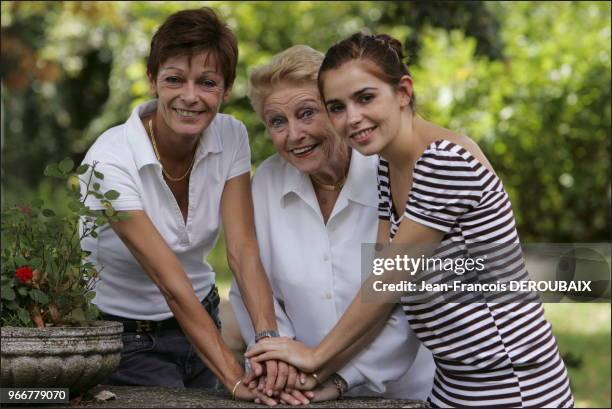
<box><xmin>58</xmin><ymin>385</ymin><xmax>429</xmax><ymax>408</ymax></box>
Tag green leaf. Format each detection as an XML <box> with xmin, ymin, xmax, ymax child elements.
<box><xmin>17</xmin><ymin>308</ymin><xmax>31</xmax><ymax>325</ymax></box>
<box><xmin>44</xmin><ymin>164</ymin><xmax>62</xmax><ymax>178</ymax></box>
<box><xmin>68</xmin><ymin>201</ymin><xmax>82</xmax><ymax>212</ymax></box>
<box><xmin>59</xmin><ymin>158</ymin><xmax>75</xmax><ymax>174</ymax></box>
<box><xmin>1</xmin><ymin>286</ymin><xmax>16</xmax><ymax>301</ymax></box>
<box><xmin>6</xmin><ymin>300</ymin><xmax>19</xmax><ymax>310</ymax></box>
<box><xmin>29</xmin><ymin>288</ymin><xmax>49</xmax><ymax>305</ymax></box>
<box><xmin>14</xmin><ymin>255</ymin><xmax>27</xmax><ymax>266</ymax></box>
<box><xmin>90</xmin><ymin>231</ymin><xmax>98</xmax><ymax>238</ymax></box>
<box><xmin>92</xmin><ymin>183</ymin><xmax>101</xmax><ymax>191</ymax></box>
<box><xmin>85</xmin><ymin>306</ymin><xmax>100</xmax><ymax>320</ymax></box>
<box><xmin>76</xmin><ymin>164</ymin><xmax>90</xmax><ymax>175</ymax></box>
<box><xmin>93</xmin><ymin>170</ymin><xmax>104</xmax><ymax>180</ymax></box>
<box><xmin>104</xmin><ymin>208</ymin><xmax>116</xmax><ymax>217</ymax></box>
<box><xmin>42</xmin><ymin>209</ymin><xmax>56</xmax><ymax>217</ymax></box>
<box><xmin>70</xmin><ymin>308</ymin><xmax>86</xmax><ymax>322</ymax></box>
<box><xmin>104</xmin><ymin>190</ymin><xmax>120</xmax><ymax>200</ymax></box>
<box><xmin>17</xmin><ymin>287</ymin><xmax>28</xmax><ymax>296</ymax></box>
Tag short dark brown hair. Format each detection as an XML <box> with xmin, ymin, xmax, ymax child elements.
<box><xmin>147</xmin><ymin>7</ymin><xmax>238</xmax><ymax>89</ymax></box>
<box><xmin>318</xmin><ymin>32</ymin><xmax>415</xmax><ymax>111</ymax></box>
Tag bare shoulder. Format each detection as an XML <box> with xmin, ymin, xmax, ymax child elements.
<box><xmin>453</xmin><ymin>135</ymin><xmax>496</xmax><ymax>175</ymax></box>
<box><xmin>436</xmin><ymin>131</ymin><xmax>496</xmax><ymax>175</ymax></box>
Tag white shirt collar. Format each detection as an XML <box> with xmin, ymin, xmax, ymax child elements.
<box><xmin>127</xmin><ymin>100</ymin><xmax>223</xmax><ymax>171</ymax></box>
<box><xmin>343</xmin><ymin>149</ymin><xmax>379</xmax><ymax>208</ymax></box>
<box><xmin>280</xmin><ymin>149</ymin><xmax>378</xmax><ymax>209</ymax></box>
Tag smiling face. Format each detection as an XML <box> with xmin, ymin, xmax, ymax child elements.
<box><xmin>149</xmin><ymin>51</ymin><xmax>230</xmax><ymax>139</ymax></box>
<box><xmin>263</xmin><ymin>82</ymin><xmax>340</xmax><ymax>175</ymax></box>
<box><xmin>321</xmin><ymin>60</ymin><xmax>412</xmax><ymax>156</ymax></box>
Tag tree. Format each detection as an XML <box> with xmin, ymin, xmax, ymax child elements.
<box><xmin>1</xmin><ymin>1</ymin><xmax>610</xmax><ymax>241</ymax></box>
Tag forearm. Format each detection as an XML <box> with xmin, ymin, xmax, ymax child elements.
<box><xmin>313</xmin><ymin>290</ymin><xmax>396</xmax><ymax>371</ymax></box>
<box><xmin>230</xmin><ymin>281</ymin><xmax>296</xmax><ymax>347</ymax></box>
<box><xmin>145</xmin><ymin>263</ymin><xmax>244</xmax><ymax>389</ymax></box>
<box><xmin>165</xmin><ymin>284</ymin><xmax>244</xmax><ymax>389</ymax></box>
<box><xmin>221</xmin><ymin>174</ymin><xmax>277</xmax><ymax>334</ymax></box>
<box><xmin>314</xmin><ymin>223</ymin><xmax>443</xmax><ymax>372</ymax></box>
<box><xmin>229</xmin><ymin>239</ymin><xmax>277</xmax><ymax>333</ymax></box>
<box><xmin>113</xmin><ymin>217</ymin><xmax>244</xmax><ymax>390</ymax></box>
<box><xmin>316</xmin><ymin>316</ymin><xmax>387</xmax><ymax>382</ymax></box>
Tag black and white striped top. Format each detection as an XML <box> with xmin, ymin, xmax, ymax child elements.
<box><xmin>377</xmin><ymin>140</ymin><xmax>573</xmax><ymax>408</ymax></box>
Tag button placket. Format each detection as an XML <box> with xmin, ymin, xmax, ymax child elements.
<box><xmin>157</xmin><ymin>167</ymin><xmax>190</xmax><ymax>244</ymax></box>
<box><xmin>323</xmin><ymin>235</ymin><xmax>334</xmax><ymax>302</ymax></box>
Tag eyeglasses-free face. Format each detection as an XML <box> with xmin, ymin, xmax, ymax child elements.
<box><xmin>263</xmin><ymin>82</ymin><xmax>341</xmax><ymax>176</ymax></box>
<box><xmin>322</xmin><ymin>60</ymin><xmax>413</xmax><ymax>157</ymax></box>
<box><xmin>149</xmin><ymin>51</ymin><xmax>230</xmax><ymax>141</ymax></box>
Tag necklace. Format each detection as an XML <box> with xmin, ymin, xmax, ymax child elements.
<box><xmin>310</xmin><ymin>174</ymin><xmax>346</xmax><ymax>191</ymax></box>
<box><xmin>148</xmin><ymin>118</ymin><xmax>197</xmax><ymax>182</ymax></box>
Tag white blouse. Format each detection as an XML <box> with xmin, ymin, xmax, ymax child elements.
<box><xmin>230</xmin><ymin>150</ymin><xmax>434</xmax><ymax>399</ymax></box>
<box><xmin>81</xmin><ymin>100</ymin><xmax>251</xmax><ymax>320</ymax></box>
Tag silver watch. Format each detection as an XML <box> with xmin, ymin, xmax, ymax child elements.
<box><xmin>255</xmin><ymin>329</ymin><xmax>280</xmax><ymax>342</ymax></box>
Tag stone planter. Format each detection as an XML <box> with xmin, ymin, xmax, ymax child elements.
<box><xmin>0</xmin><ymin>320</ymin><xmax>123</xmax><ymax>396</ymax></box>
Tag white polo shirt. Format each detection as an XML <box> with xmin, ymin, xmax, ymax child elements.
<box><xmin>230</xmin><ymin>151</ymin><xmax>434</xmax><ymax>399</ymax></box>
<box><xmin>81</xmin><ymin>100</ymin><xmax>251</xmax><ymax>320</ymax></box>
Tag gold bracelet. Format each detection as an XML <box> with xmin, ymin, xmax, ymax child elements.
<box><xmin>311</xmin><ymin>372</ymin><xmax>322</xmax><ymax>386</ymax></box>
<box><xmin>232</xmin><ymin>379</ymin><xmax>242</xmax><ymax>400</ymax></box>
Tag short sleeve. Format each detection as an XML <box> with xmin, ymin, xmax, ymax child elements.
<box><xmin>81</xmin><ymin>151</ymin><xmax>143</xmax><ymax>211</ymax></box>
<box><xmin>227</xmin><ymin>122</ymin><xmax>252</xmax><ymax>180</ymax></box>
<box><xmin>405</xmin><ymin>141</ymin><xmax>484</xmax><ymax>233</ymax></box>
<box><xmin>377</xmin><ymin>157</ymin><xmax>392</xmax><ymax>221</ymax></box>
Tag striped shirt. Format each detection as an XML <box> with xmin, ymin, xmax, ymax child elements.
<box><xmin>377</xmin><ymin>140</ymin><xmax>573</xmax><ymax>408</ymax></box>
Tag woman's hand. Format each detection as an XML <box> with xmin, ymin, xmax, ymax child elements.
<box><xmin>309</xmin><ymin>381</ymin><xmax>340</xmax><ymax>403</ymax></box>
<box><xmin>246</xmin><ymin>358</ymin><xmax>304</xmax><ymax>396</ymax></box>
<box><xmin>277</xmin><ymin>389</ymin><xmax>313</xmax><ymax>406</ymax></box>
<box><xmin>234</xmin><ymin>381</ymin><xmax>278</xmax><ymax>406</ymax></box>
<box><xmin>249</xmin><ymin>379</ymin><xmax>313</xmax><ymax>406</ymax></box>
<box><xmin>246</xmin><ymin>374</ymin><xmax>312</xmax><ymax>406</ymax></box>
<box><xmin>292</xmin><ymin>372</ymin><xmax>318</xmax><ymax>391</ymax></box>
<box><xmin>244</xmin><ymin>337</ymin><xmax>319</xmax><ymax>373</ymax></box>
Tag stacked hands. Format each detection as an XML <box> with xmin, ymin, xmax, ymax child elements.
<box><xmin>234</xmin><ymin>337</ymin><xmax>342</xmax><ymax>406</ymax></box>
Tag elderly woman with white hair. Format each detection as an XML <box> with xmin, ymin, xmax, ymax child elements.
<box><xmin>230</xmin><ymin>45</ymin><xmax>434</xmax><ymax>405</ymax></box>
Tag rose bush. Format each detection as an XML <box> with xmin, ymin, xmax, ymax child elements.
<box><xmin>1</xmin><ymin>158</ymin><xmax>126</xmax><ymax>327</ymax></box>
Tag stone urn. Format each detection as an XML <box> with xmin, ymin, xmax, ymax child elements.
<box><xmin>0</xmin><ymin>320</ymin><xmax>123</xmax><ymax>396</ymax></box>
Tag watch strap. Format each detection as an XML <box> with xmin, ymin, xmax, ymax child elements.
<box><xmin>255</xmin><ymin>329</ymin><xmax>280</xmax><ymax>342</ymax></box>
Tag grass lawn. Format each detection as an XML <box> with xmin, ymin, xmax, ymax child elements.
<box><xmin>543</xmin><ymin>303</ymin><xmax>611</xmax><ymax>408</ymax></box>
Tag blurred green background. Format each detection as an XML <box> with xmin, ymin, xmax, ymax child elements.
<box><xmin>1</xmin><ymin>1</ymin><xmax>610</xmax><ymax>407</ymax></box>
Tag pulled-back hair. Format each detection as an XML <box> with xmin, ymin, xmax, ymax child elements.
<box><xmin>318</xmin><ymin>32</ymin><xmax>415</xmax><ymax>111</ymax></box>
<box><xmin>147</xmin><ymin>7</ymin><xmax>238</xmax><ymax>89</ymax></box>
<box><xmin>248</xmin><ymin>45</ymin><xmax>324</xmax><ymax>119</ymax></box>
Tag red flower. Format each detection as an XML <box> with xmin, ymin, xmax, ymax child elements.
<box><xmin>19</xmin><ymin>206</ymin><xmax>32</xmax><ymax>216</ymax></box>
<box><xmin>15</xmin><ymin>266</ymin><xmax>34</xmax><ymax>284</ymax></box>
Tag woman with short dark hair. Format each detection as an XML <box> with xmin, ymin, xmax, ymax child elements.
<box><xmin>80</xmin><ymin>8</ymin><xmax>280</xmax><ymax>404</ymax></box>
